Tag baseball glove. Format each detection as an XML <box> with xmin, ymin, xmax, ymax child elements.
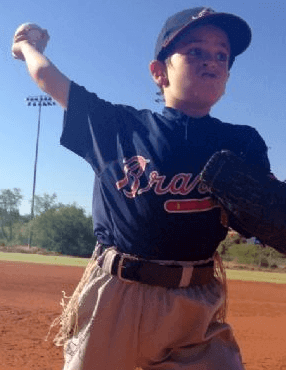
<box><xmin>200</xmin><ymin>150</ymin><xmax>286</xmax><ymax>255</ymax></box>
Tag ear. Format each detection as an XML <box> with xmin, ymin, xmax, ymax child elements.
<box><xmin>221</xmin><ymin>71</ymin><xmax>230</xmax><ymax>97</ymax></box>
<box><xmin>149</xmin><ymin>60</ymin><xmax>169</xmax><ymax>88</ymax></box>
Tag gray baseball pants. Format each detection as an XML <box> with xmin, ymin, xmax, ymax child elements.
<box><xmin>63</xmin><ymin>252</ymin><xmax>244</xmax><ymax>370</ymax></box>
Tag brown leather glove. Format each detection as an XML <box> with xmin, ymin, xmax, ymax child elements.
<box><xmin>200</xmin><ymin>150</ymin><xmax>286</xmax><ymax>255</ymax></box>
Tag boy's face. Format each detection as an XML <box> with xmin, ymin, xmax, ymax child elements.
<box><xmin>151</xmin><ymin>25</ymin><xmax>230</xmax><ymax>116</ymax></box>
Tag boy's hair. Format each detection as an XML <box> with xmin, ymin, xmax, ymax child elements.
<box><xmin>154</xmin><ymin>7</ymin><xmax>252</xmax><ymax>70</ymax></box>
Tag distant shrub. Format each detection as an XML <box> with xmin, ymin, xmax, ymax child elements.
<box><xmin>218</xmin><ymin>231</ymin><xmax>285</xmax><ymax>269</ymax></box>
<box><xmin>31</xmin><ymin>205</ymin><xmax>96</xmax><ymax>257</ymax></box>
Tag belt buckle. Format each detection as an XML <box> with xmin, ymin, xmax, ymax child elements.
<box><xmin>117</xmin><ymin>254</ymin><xmax>138</xmax><ymax>283</ymax></box>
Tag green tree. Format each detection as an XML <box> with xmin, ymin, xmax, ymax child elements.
<box><xmin>33</xmin><ymin>192</ymin><xmax>64</xmax><ymax>216</ymax></box>
<box><xmin>27</xmin><ymin>192</ymin><xmax>65</xmax><ymax>247</ymax></box>
<box><xmin>32</xmin><ymin>205</ymin><xmax>96</xmax><ymax>256</ymax></box>
<box><xmin>11</xmin><ymin>221</ymin><xmax>30</xmax><ymax>246</ymax></box>
<box><xmin>0</xmin><ymin>188</ymin><xmax>23</xmax><ymax>242</ymax></box>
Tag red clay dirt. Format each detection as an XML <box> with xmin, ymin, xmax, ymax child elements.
<box><xmin>0</xmin><ymin>260</ymin><xmax>285</xmax><ymax>370</ymax></box>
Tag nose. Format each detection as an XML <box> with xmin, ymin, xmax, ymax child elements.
<box><xmin>202</xmin><ymin>54</ymin><xmax>216</xmax><ymax>68</ymax></box>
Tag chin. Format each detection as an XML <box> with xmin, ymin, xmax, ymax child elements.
<box><xmin>191</xmin><ymin>91</ymin><xmax>224</xmax><ymax>106</ymax></box>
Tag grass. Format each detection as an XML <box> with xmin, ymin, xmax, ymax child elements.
<box><xmin>0</xmin><ymin>251</ymin><xmax>88</xmax><ymax>267</ymax></box>
<box><xmin>1</xmin><ymin>251</ymin><xmax>286</xmax><ymax>284</ymax></box>
<box><xmin>226</xmin><ymin>269</ymin><xmax>286</xmax><ymax>284</ymax></box>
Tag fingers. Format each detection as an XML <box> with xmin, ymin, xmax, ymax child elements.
<box><xmin>13</xmin><ymin>33</ymin><xmax>29</xmax><ymax>44</ymax></box>
<box><xmin>13</xmin><ymin>23</ymin><xmax>33</xmax><ymax>42</ymax></box>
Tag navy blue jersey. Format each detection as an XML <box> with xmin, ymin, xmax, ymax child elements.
<box><xmin>60</xmin><ymin>82</ymin><xmax>270</xmax><ymax>261</ymax></box>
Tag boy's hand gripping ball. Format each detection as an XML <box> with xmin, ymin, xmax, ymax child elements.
<box><xmin>12</xmin><ymin>23</ymin><xmax>50</xmax><ymax>60</ymax></box>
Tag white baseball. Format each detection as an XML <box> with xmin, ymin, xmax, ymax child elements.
<box><xmin>27</xmin><ymin>28</ymin><xmax>42</xmax><ymax>42</ymax></box>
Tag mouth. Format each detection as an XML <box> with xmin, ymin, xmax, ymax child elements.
<box><xmin>201</xmin><ymin>72</ymin><xmax>217</xmax><ymax>79</ymax></box>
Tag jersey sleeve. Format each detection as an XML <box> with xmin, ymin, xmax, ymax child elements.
<box><xmin>243</xmin><ymin>126</ymin><xmax>271</xmax><ymax>174</ymax></box>
<box><xmin>60</xmin><ymin>81</ymin><xmax>125</xmax><ymax>175</ymax></box>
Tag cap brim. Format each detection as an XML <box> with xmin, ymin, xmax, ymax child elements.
<box><xmin>195</xmin><ymin>13</ymin><xmax>252</xmax><ymax>56</ymax></box>
<box><xmin>158</xmin><ymin>12</ymin><xmax>251</xmax><ymax>60</ymax></box>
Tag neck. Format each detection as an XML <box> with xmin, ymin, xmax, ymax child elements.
<box><xmin>164</xmin><ymin>99</ymin><xmax>212</xmax><ymax>118</ymax></box>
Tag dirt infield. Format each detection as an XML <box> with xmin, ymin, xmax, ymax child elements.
<box><xmin>0</xmin><ymin>260</ymin><xmax>285</xmax><ymax>370</ymax></box>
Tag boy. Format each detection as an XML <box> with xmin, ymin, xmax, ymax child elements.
<box><xmin>12</xmin><ymin>7</ymin><xmax>271</xmax><ymax>370</ymax></box>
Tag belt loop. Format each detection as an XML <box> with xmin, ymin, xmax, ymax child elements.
<box><xmin>98</xmin><ymin>248</ymin><xmax>118</xmax><ymax>274</ymax></box>
<box><xmin>179</xmin><ymin>266</ymin><xmax>194</xmax><ymax>287</ymax></box>
<box><xmin>94</xmin><ymin>242</ymin><xmax>104</xmax><ymax>258</ymax></box>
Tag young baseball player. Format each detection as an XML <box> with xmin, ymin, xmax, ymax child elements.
<box><xmin>12</xmin><ymin>7</ymin><xmax>272</xmax><ymax>370</ymax></box>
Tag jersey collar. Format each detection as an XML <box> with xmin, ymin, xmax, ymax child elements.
<box><xmin>162</xmin><ymin>107</ymin><xmax>211</xmax><ymax>122</ymax></box>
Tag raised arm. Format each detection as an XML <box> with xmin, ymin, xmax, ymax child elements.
<box><xmin>12</xmin><ymin>24</ymin><xmax>71</xmax><ymax>109</ymax></box>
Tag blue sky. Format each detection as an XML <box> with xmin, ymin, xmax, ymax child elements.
<box><xmin>1</xmin><ymin>0</ymin><xmax>285</xmax><ymax>215</ymax></box>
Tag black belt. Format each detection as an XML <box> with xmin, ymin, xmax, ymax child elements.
<box><xmin>97</xmin><ymin>251</ymin><xmax>214</xmax><ymax>289</ymax></box>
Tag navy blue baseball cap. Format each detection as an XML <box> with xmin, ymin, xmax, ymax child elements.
<box><xmin>155</xmin><ymin>7</ymin><xmax>252</xmax><ymax>68</ymax></box>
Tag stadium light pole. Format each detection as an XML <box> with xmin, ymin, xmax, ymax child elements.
<box><xmin>26</xmin><ymin>95</ymin><xmax>56</xmax><ymax>247</ymax></box>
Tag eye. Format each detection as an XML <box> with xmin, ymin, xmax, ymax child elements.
<box><xmin>187</xmin><ymin>48</ymin><xmax>203</xmax><ymax>58</ymax></box>
<box><xmin>216</xmin><ymin>52</ymin><xmax>229</xmax><ymax>62</ymax></box>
